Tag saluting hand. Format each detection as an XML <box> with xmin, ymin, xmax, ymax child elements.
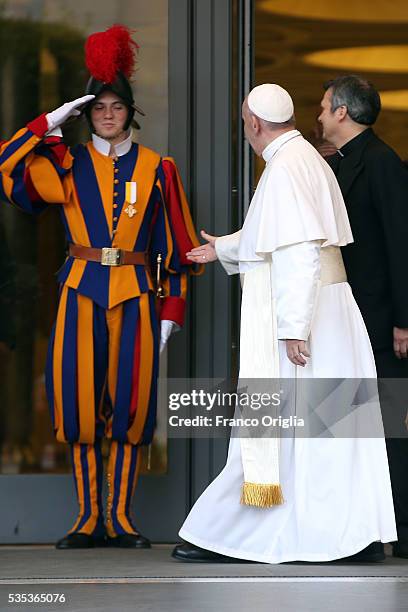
<box><xmin>46</xmin><ymin>95</ymin><xmax>96</xmax><ymax>131</ymax></box>
<box><xmin>186</xmin><ymin>230</ymin><xmax>218</xmax><ymax>264</ymax></box>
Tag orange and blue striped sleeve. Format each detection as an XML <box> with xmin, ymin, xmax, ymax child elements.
<box><xmin>0</xmin><ymin>113</ymin><xmax>72</xmax><ymax>213</ymax></box>
<box><xmin>151</xmin><ymin>158</ymin><xmax>203</xmax><ymax>326</ymax></box>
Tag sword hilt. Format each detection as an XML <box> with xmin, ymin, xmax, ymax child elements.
<box><xmin>156</xmin><ymin>253</ymin><xmax>165</xmax><ymax>298</ymax></box>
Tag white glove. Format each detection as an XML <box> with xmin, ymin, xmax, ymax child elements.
<box><xmin>160</xmin><ymin>320</ymin><xmax>180</xmax><ymax>353</ymax></box>
<box><xmin>46</xmin><ymin>95</ymin><xmax>95</xmax><ymax>131</ymax></box>
<box><xmin>46</xmin><ymin>127</ymin><xmax>63</xmax><ymax>138</ymax></box>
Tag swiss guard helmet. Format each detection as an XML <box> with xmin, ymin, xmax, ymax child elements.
<box><xmin>84</xmin><ymin>24</ymin><xmax>145</xmax><ymax>131</ymax></box>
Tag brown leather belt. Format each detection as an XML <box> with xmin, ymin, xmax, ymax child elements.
<box><xmin>69</xmin><ymin>244</ymin><xmax>148</xmax><ymax>267</ymax></box>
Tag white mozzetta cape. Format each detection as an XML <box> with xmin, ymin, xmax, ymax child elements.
<box><xmin>239</xmin><ymin>130</ymin><xmax>353</xmax><ymax>272</ymax></box>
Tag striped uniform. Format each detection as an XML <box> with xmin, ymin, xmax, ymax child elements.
<box><xmin>0</xmin><ymin>114</ymin><xmax>201</xmax><ymax>537</ymax></box>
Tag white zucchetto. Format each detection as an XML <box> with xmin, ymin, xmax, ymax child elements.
<box><xmin>247</xmin><ymin>84</ymin><xmax>294</xmax><ymax>123</ymax></box>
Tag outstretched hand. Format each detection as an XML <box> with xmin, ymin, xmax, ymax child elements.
<box><xmin>186</xmin><ymin>230</ymin><xmax>218</xmax><ymax>264</ymax></box>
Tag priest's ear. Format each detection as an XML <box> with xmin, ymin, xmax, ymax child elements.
<box><xmin>334</xmin><ymin>104</ymin><xmax>348</xmax><ymax>122</ymax></box>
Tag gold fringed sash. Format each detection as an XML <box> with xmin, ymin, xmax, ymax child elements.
<box><xmin>240</xmin><ymin>482</ymin><xmax>284</xmax><ymax>508</ymax></box>
<box><xmin>238</xmin><ymin>247</ymin><xmax>347</xmax><ymax>508</ymax></box>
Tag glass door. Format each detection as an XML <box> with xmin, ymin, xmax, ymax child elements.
<box><xmin>0</xmin><ymin>0</ymin><xmax>188</xmax><ymax>544</ymax></box>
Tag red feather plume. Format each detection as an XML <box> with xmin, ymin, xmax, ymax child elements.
<box><xmin>85</xmin><ymin>24</ymin><xmax>139</xmax><ymax>83</ymax></box>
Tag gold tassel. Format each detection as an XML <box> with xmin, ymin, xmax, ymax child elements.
<box><xmin>240</xmin><ymin>482</ymin><xmax>284</xmax><ymax>508</ymax></box>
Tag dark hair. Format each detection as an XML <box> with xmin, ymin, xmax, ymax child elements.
<box><xmin>324</xmin><ymin>75</ymin><xmax>381</xmax><ymax>126</ymax></box>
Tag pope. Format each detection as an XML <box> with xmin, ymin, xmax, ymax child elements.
<box><xmin>173</xmin><ymin>84</ymin><xmax>396</xmax><ymax>564</ymax></box>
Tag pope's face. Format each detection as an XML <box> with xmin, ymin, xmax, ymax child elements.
<box><xmin>317</xmin><ymin>89</ymin><xmax>338</xmax><ymax>144</ymax></box>
<box><xmin>90</xmin><ymin>91</ymin><xmax>128</xmax><ymax>142</ymax></box>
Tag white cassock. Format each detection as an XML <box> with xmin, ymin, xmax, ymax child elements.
<box><xmin>179</xmin><ymin>130</ymin><xmax>397</xmax><ymax>563</ymax></box>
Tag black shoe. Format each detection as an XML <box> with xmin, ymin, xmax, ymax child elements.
<box><xmin>392</xmin><ymin>542</ymin><xmax>408</xmax><ymax>559</ymax></box>
<box><xmin>340</xmin><ymin>542</ymin><xmax>385</xmax><ymax>563</ymax></box>
<box><xmin>172</xmin><ymin>542</ymin><xmax>251</xmax><ymax>563</ymax></box>
<box><xmin>56</xmin><ymin>533</ymin><xmax>107</xmax><ymax>550</ymax></box>
<box><xmin>107</xmin><ymin>533</ymin><xmax>151</xmax><ymax>549</ymax></box>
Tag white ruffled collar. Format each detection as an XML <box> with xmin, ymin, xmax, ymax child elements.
<box><xmin>91</xmin><ymin>131</ymin><xmax>132</xmax><ymax>157</ymax></box>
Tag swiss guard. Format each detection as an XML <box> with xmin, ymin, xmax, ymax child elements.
<box><xmin>0</xmin><ymin>25</ymin><xmax>202</xmax><ymax>549</ymax></box>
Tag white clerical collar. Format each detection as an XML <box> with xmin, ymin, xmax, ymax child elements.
<box><xmin>91</xmin><ymin>131</ymin><xmax>133</xmax><ymax>157</ymax></box>
<box><xmin>262</xmin><ymin>130</ymin><xmax>301</xmax><ymax>163</ymax></box>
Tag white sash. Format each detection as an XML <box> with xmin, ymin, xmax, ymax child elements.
<box><xmin>239</xmin><ymin>261</ymin><xmax>283</xmax><ymax>507</ymax></box>
<box><xmin>238</xmin><ymin>247</ymin><xmax>347</xmax><ymax>507</ymax></box>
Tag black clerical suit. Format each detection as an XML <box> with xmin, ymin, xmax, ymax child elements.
<box><xmin>328</xmin><ymin>128</ymin><xmax>408</xmax><ymax>548</ymax></box>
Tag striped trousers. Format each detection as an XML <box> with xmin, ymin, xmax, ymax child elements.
<box><xmin>45</xmin><ymin>285</ymin><xmax>159</xmax><ymax>445</ymax></box>
<box><xmin>45</xmin><ymin>286</ymin><xmax>159</xmax><ymax>536</ymax></box>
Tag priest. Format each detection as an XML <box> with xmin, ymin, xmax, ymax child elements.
<box><xmin>172</xmin><ymin>84</ymin><xmax>397</xmax><ymax>563</ymax></box>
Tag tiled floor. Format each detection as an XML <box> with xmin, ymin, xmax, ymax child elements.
<box><xmin>0</xmin><ymin>545</ymin><xmax>407</xmax><ymax>611</ymax></box>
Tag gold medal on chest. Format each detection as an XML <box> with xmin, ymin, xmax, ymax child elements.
<box><xmin>124</xmin><ymin>181</ymin><xmax>137</xmax><ymax>219</ymax></box>
<box><xmin>125</xmin><ymin>204</ymin><xmax>137</xmax><ymax>218</ymax></box>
